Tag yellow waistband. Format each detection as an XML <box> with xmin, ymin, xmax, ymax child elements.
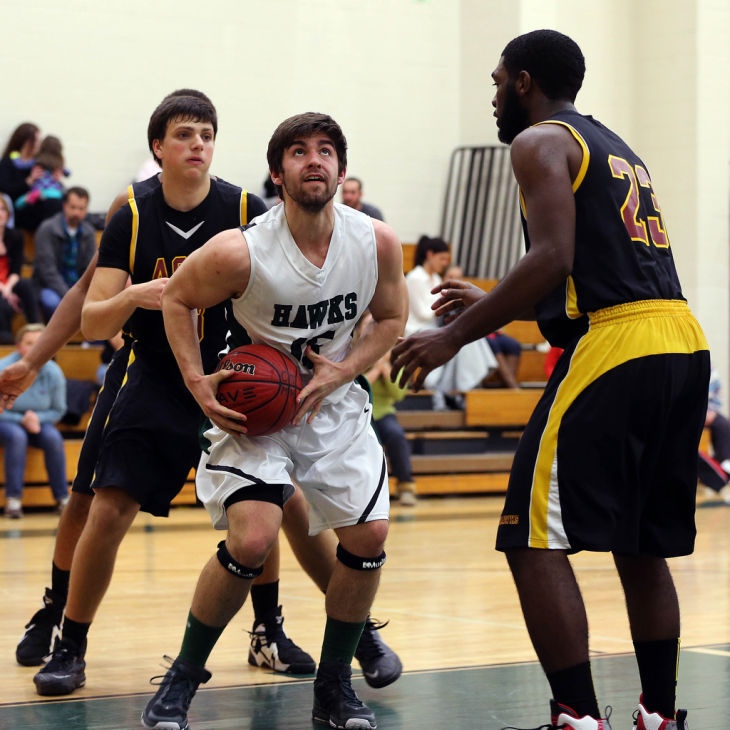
<box><xmin>589</xmin><ymin>299</ymin><xmax>689</xmax><ymax>327</ymax></box>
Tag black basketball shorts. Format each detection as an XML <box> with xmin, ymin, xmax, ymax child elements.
<box><xmin>90</xmin><ymin>347</ymin><xmax>202</xmax><ymax>516</ymax></box>
<box><xmin>72</xmin><ymin>341</ymin><xmax>132</xmax><ymax>496</ymax></box>
<box><xmin>496</xmin><ymin>300</ymin><xmax>710</xmax><ymax>557</ymax></box>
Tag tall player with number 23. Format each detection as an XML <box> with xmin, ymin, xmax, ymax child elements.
<box><xmin>391</xmin><ymin>30</ymin><xmax>708</xmax><ymax>730</ymax></box>
<box><xmin>143</xmin><ymin>113</ymin><xmax>407</xmax><ymax>730</ymax></box>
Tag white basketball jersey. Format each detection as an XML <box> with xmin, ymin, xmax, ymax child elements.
<box><xmin>229</xmin><ymin>202</ymin><xmax>378</xmax><ymax>402</ymax></box>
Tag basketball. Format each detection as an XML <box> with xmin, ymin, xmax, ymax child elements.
<box><xmin>215</xmin><ymin>344</ymin><xmax>302</xmax><ymax>436</ymax></box>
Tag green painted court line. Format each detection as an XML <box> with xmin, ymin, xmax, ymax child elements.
<box><xmin>1</xmin><ymin>651</ymin><xmax>727</xmax><ymax>729</ymax></box>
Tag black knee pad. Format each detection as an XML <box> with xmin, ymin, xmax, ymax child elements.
<box><xmin>216</xmin><ymin>540</ymin><xmax>264</xmax><ymax>580</ymax></box>
<box><xmin>336</xmin><ymin>543</ymin><xmax>386</xmax><ymax>571</ymax></box>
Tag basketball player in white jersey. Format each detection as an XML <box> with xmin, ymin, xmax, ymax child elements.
<box><xmin>142</xmin><ymin>113</ymin><xmax>407</xmax><ymax>730</ymax></box>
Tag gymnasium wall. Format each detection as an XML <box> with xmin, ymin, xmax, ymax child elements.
<box><xmin>459</xmin><ymin>0</ymin><xmax>730</xmax><ymax>394</ymax></box>
<box><xmin>3</xmin><ymin>0</ymin><xmax>729</xmax><ymax>390</ymax></box>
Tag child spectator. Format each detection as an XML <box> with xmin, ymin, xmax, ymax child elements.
<box><xmin>0</xmin><ymin>324</ymin><xmax>67</xmax><ymax>518</ymax></box>
<box><xmin>14</xmin><ymin>135</ymin><xmax>67</xmax><ymax>232</ymax></box>
<box><xmin>442</xmin><ymin>264</ymin><xmax>521</xmax><ymax>389</ymax></box>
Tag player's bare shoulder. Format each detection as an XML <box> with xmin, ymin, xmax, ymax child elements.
<box><xmin>511</xmin><ymin>122</ymin><xmax>579</xmax><ymax>182</ymax></box>
<box><xmin>371</xmin><ymin>219</ymin><xmax>403</xmax><ymax>272</ymax></box>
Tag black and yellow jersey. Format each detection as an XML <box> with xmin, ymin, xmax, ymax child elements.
<box><xmin>98</xmin><ymin>177</ymin><xmax>267</xmax><ymax>373</ymax></box>
<box><xmin>521</xmin><ymin>109</ymin><xmax>684</xmax><ymax>347</ymax></box>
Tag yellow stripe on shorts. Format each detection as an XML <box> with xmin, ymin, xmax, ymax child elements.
<box><xmin>528</xmin><ymin>299</ymin><xmax>708</xmax><ymax>548</ymax></box>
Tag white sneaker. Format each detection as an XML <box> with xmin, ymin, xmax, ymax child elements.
<box><xmin>632</xmin><ymin>697</ymin><xmax>688</xmax><ymax>729</ymax></box>
<box><xmin>551</xmin><ymin>700</ymin><xmax>612</xmax><ymax>729</ymax></box>
<box><xmin>5</xmin><ymin>497</ymin><xmax>22</xmax><ymax>519</ymax></box>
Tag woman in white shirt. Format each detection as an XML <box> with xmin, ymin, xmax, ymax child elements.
<box><xmin>405</xmin><ymin>236</ymin><xmax>496</xmax><ymax>408</ymax></box>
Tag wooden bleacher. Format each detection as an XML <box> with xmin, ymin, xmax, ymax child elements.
<box><xmin>5</xmin><ymin>238</ymin><xmax>706</xmax><ymax>510</ymax></box>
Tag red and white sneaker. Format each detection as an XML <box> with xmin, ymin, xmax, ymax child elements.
<box><xmin>632</xmin><ymin>696</ymin><xmax>689</xmax><ymax>730</ymax></box>
<box><xmin>551</xmin><ymin>701</ymin><xmax>612</xmax><ymax>729</ymax></box>
<box><xmin>500</xmin><ymin>700</ymin><xmax>613</xmax><ymax>730</ymax></box>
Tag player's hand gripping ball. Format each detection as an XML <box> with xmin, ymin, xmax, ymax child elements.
<box><xmin>215</xmin><ymin>344</ymin><xmax>303</xmax><ymax>436</ymax></box>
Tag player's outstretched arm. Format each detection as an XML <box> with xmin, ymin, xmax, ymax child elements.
<box><xmin>293</xmin><ymin>221</ymin><xmax>407</xmax><ymax>425</ymax></box>
<box><xmin>0</xmin><ymin>251</ymin><xmax>99</xmax><ymax>411</ymax></box>
<box><xmin>391</xmin><ymin>124</ymin><xmax>577</xmax><ymax>390</ymax></box>
<box><xmin>162</xmin><ymin>228</ymin><xmax>251</xmax><ymax>435</ymax></box>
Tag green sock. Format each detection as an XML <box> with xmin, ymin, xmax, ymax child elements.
<box><xmin>178</xmin><ymin>611</ymin><xmax>225</xmax><ymax>668</ymax></box>
<box><xmin>319</xmin><ymin>617</ymin><xmax>366</xmax><ymax>666</ymax></box>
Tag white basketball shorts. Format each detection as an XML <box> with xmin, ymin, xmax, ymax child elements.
<box><xmin>196</xmin><ymin>380</ymin><xmax>389</xmax><ymax>534</ymax></box>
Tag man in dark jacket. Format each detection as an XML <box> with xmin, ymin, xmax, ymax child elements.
<box><xmin>33</xmin><ymin>187</ymin><xmax>96</xmax><ymax>321</ymax></box>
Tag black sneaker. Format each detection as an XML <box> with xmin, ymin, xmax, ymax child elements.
<box><xmin>16</xmin><ymin>587</ymin><xmax>64</xmax><ymax>666</ymax></box>
<box><xmin>355</xmin><ymin>617</ymin><xmax>402</xmax><ymax>688</ymax></box>
<box><xmin>312</xmin><ymin>661</ymin><xmax>376</xmax><ymax>730</ymax></box>
<box><xmin>247</xmin><ymin>605</ymin><xmax>316</xmax><ymax>674</ymax></box>
<box><xmin>33</xmin><ymin>638</ymin><xmax>86</xmax><ymax>696</ymax></box>
<box><xmin>141</xmin><ymin>656</ymin><xmax>211</xmax><ymax>730</ymax></box>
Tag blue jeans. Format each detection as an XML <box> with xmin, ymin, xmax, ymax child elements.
<box><xmin>40</xmin><ymin>288</ymin><xmax>62</xmax><ymax>323</ymax></box>
<box><xmin>0</xmin><ymin>421</ymin><xmax>68</xmax><ymax>501</ymax></box>
<box><xmin>374</xmin><ymin>413</ymin><xmax>413</xmax><ymax>483</ymax></box>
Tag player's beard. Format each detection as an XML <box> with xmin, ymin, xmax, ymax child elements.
<box><xmin>281</xmin><ymin>175</ymin><xmax>337</xmax><ymax>213</ymax></box>
<box><xmin>496</xmin><ymin>83</ymin><xmax>530</xmax><ymax>144</ymax></box>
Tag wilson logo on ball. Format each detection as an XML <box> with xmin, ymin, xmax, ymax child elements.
<box><xmin>214</xmin><ymin>344</ymin><xmax>302</xmax><ymax>437</ymax></box>
<box><xmin>219</xmin><ymin>360</ymin><xmax>256</xmax><ymax>375</ymax></box>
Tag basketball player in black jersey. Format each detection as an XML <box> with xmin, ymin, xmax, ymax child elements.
<box><xmin>29</xmin><ymin>91</ymin><xmax>302</xmax><ymax>697</ymax></box>
<box><xmin>392</xmin><ymin>30</ymin><xmax>707</xmax><ymax>730</ymax></box>
<box><xmin>26</xmin><ymin>91</ymin><xmax>400</xmax><ymax>700</ymax></box>
<box><xmin>11</xmin><ymin>90</ymin><xmax>308</xmax><ymax>675</ymax></box>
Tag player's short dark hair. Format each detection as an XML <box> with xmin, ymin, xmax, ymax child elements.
<box><xmin>501</xmin><ymin>30</ymin><xmax>585</xmax><ymax>102</ymax></box>
<box><xmin>147</xmin><ymin>91</ymin><xmax>217</xmax><ymax>162</ymax></box>
<box><xmin>344</xmin><ymin>176</ymin><xmax>362</xmax><ymax>190</ymax></box>
<box><xmin>63</xmin><ymin>186</ymin><xmax>89</xmax><ymax>203</ymax></box>
<box><xmin>267</xmin><ymin>113</ymin><xmax>348</xmax><ymax>179</ymax></box>
<box><xmin>414</xmin><ymin>235</ymin><xmax>449</xmax><ymax>267</ymax></box>
<box><xmin>2</xmin><ymin>122</ymin><xmax>40</xmax><ymax>158</ymax></box>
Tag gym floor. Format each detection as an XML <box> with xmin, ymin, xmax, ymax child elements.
<box><xmin>2</xmin><ymin>495</ymin><xmax>728</xmax><ymax>729</ymax></box>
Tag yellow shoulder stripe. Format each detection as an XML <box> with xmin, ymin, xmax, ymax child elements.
<box><xmin>535</xmin><ymin>120</ymin><xmax>590</xmax><ymax>192</ymax></box>
<box><xmin>240</xmin><ymin>189</ymin><xmax>248</xmax><ymax>225</ymax></box>
<box><xmin>128</xmin><ymin>196</ymin><xmax>139</xmax><ymax>275</ymax></box>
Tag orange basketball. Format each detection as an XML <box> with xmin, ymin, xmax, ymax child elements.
<box><xmin>215</xmin><ymin>344</ymin><xmax>302</xmax><ymax>436</ymax></box>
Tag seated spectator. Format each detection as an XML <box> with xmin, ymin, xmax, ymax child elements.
<box><xmin>341</xmin><ymin>176</ymin><xmax>385</xmax><ymax>221</ymax></box>
<box><xmin>406</xmin><ymin>236</ymin><xmax>496</xmax><ymax>409</ymax></box>
<box><xmin>96</xmin><ymin>332</ymin><xmax>125</xmax><ymax>385</ymax></box>
<box><xmin>33</xmin><ymin>187</ymin><xmax>96</xmax><ymax>322</ymax></box>
<box><xmin>360</xmin><ymin>313</ymin><xmax>417</xmax><ymax>505</ymax></box>
<box><xmin>443</xmin><ymin>265</ymin><xmax>521</xmax><ymax>389</ymax></box>
<box><xmin>544</xmin><ymin>346</ymin><xmax>564</xmax><ymax>379</ymax></box>
<box><xmin>698</xmin><ymin>366</ymin><xmax>730</xmax><ymax>503</ymax></box>
<box><xmin>0</xmin><ymin>324</ymin><xmax>67</xmax><ymax>518</ymax></box>
<box><xmin>0</xmin><ymin>123</ymin><xmax>43</xmax><ymax>206</ymax></box>
<box><xmin>0</xmin><ymin>196</ymin><xmax>41</xmax><ymax>342</ymax></box>
<box><xmin>14</xmin><ymin>135</ymin><xmax>67</xmax><ymax>232</ymax></box>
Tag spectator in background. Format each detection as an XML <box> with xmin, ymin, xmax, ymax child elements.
<box><xmin>360</xmin><ymin>312</ymin><xmax>417</xmax><ymax>506</ymax></box>
<box><xmin>341</xmin><ymin>176</ymin><xmax>384</xmax><ymax>220</ymax></box>
<box><xmin>444</xmin><ymin>264</ymin><xmax>521</xmax><ymax>389</ymax></box>
<box><xmin>261</xmin><ymin>175</ymin><xmax>281</xmax><ymax>209</ymax></box>
<box><xmin>96</xmin><ymin>332</ymin><xmax>125</xmax><ymax>385</ymax></box>
<box><xmin>135</xmin><ymin>158</ymin><xmax>162</xmax><ymax>183</ymax></box>
<box><xmin>0</xmin><ymin>196</ymin><xmax>41</xmax><ymax>342</ymax></box>
<box><xmin>697</xmin><ymin>366</ymin><xmax>730</xmax><ymax>503</ymax></box>
<box><xmin>0</xmin><ymin>123</ymin><xmax>43</xmax><ymax>206</ymax></box>
<box><xmin>0</xmin><ymin>324</ymin><xmax>67</xmax><ymax>518</ymax></box>
<box><xmin>33</xmin><ymin>187</ymin><xmax>96</xmax><ymax>322</ymax></box>
<box><xmin>14</xmin><ymin>135</ymin><xmax>68</xmax><ymax>232</ymax></box>
<box><xmin>406</xmin><ymin>236</ymin><xmax>496</xmax><ymax>409</ymax></box>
